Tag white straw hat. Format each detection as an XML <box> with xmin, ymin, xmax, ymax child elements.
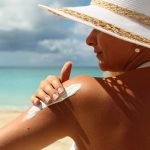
<box><xmin>39</xmin><ymin>0</ymin><xmax>150</xmax><ymax>48</ymax></box>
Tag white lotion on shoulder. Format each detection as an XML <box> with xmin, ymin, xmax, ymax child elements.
<box><xmin>23</xmin><ymin>83</ymin><xmax>81</xmax><ymax>121</ymax></box>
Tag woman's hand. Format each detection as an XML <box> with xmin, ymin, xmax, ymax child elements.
<box><xmin>31</xmin><ymin>61</ymin><xmax>72</xmax><ymax>105</ymax></box>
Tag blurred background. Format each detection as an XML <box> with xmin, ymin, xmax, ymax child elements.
<box><xmin>0</xmin><ymin>0</ymin><xmax>104</xmax><ymax>109</ymax></box>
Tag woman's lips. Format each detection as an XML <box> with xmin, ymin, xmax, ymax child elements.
<box><xmin>94</xmin><ymin>48</ymin><xmax>103</xmax><ymax>60</ymax></box>
<box><xmin>96</xmin><ymin>52</ymin><xmax>103</xmax><ymax>59</ymax></box>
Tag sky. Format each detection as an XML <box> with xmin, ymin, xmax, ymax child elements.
<box><xmin>0</xmin><ymin>0</ymin><xmax>98</xmax><ymax>67</ymax></box>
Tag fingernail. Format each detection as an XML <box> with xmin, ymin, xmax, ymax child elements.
<box><xmin>35</xmin><ymin>99</ymin><xmax>40</xmax><ymax>105</ymax></box>
<box><xmin>58</xmin><ymin>87</ymin><xmax>64</xmax><ymax>94</ymax></box>
<box><xmin>45</xmin><ymin>96</ymin><xmax>51</xmax><ymax>103</ymax></box>
<box><xmin>53</xmin><ymin>93</ymin><xmax>59</xmax><ymax>100</ymax></box>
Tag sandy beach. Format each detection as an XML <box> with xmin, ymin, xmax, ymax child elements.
<box><xmin>0</xmin><ymin>110</ymin><xmax>73</xmax><ymax>150</ymax></box>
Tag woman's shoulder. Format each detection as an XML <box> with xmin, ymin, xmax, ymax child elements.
<box><xmin>62</xmin><ymin>75</ymin><xmax>125</xmax><ymax>140</ymax></box>
<box><xmin>63</xmin><ymin>75</ymin><xmax>107</xmax><ymax>98</ymax></box>
<box><xmin>62</xmin><ymin>75</ymin><xmax>112</xmax><ymax>109</ymax></box>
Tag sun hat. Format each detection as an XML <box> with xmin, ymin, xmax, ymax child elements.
<box><xmin>39</xmin><ymin>0</ymin><xmax>150</xmax><ymax>48</ymax></box>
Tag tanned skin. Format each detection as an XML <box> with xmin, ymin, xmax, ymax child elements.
<box><xmin>0</xmin><ymin>29</ymin><xmax>150</xmax><ymax>150</ymax></box>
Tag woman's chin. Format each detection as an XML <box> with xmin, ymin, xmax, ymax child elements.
<box><xmin>98</xmin><ymin>62</ymin><xmax>108</xmax><ymax>71</ymax></box>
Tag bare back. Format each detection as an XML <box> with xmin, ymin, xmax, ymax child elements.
<box><xmin>66</xmin><ymin>68</ymin><xmax>150</xmax><ymax>150</ymax></box>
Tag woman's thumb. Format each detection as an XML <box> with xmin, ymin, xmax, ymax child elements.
<box><xmin>60</xmin><ymin>61</ymin><xmax>73</xmax><ymax>82</ymax></box>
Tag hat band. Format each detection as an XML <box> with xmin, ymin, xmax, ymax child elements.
<box><xmin>91</xmin><ymin>0</ymin><xmax>150</xmax><ymax>27</ymax></box>
<box><xmin>58</xmin><ymin>8</ymin><xmax>150</xmax><ymax>46</ymax></box>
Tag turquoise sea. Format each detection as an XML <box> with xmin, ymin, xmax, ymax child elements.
<box><xmin>0</xmin><ymin>67</ymin><xmax>105</xmax><ymax>110</ymax></box>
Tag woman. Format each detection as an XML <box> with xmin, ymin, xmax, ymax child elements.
<box><xmin>0</xmin><ymin>0</ymin><xmax>150</xmax><ymax>150</ymax></box>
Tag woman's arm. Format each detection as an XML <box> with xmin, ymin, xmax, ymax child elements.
<box><xmin>0</xmin><ymin>75</ymin><xmax>96</xmax><ymax>150</ymax></box>
<box><xmin>0</xmin><ymin>103</ymin><xmax>71</xmax><ymax>150</ymax></box>
<box><xmin>0</xmin><ymin>77</ymin><xmax>83</xmax><ymax>150</ymax></box>
<box><xmin>0</xmin><ymin>75</ymin><xmax>104</xmax><ymax>150</ymax></box>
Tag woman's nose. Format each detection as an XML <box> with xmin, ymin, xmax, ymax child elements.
<box><xmin>86</xmin><ymin>29</ymin><xmax>97</xmax><ymax>47</ymax></box>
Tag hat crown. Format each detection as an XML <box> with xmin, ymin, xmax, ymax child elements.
<box><xmin>92</xmin><ymin>0</ymin><xmax>150</xmax><ymax>16</ymax></box>
<box><xmin>39</xmin><ymin>0</ymin><xmax>150</xmax><ymax>48</ymax></box>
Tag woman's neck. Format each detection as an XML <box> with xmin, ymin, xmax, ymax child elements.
<box><xmin>123</xmin><ymin>49</ymin><xmax>150</xmax><ymax>71</ymax></box>
<box><xmin>107</xmin><ymin>61</ymin><xmax>150</xmax><ymax>77</ymax></box>
<box><xmin>137</xmin><ymin>61</ymin><xmax>150</xmax><ymax>69</ymax></box>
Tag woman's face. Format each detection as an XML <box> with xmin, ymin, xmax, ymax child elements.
<box><xmin>86</xmin><ymin>29</ymin><xmax>135</xmax><ymax>72</ymax></box>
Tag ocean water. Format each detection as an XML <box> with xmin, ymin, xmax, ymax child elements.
<box><xmin>0</xmin><ymin>67</ymin><xmax>105</xmax><ymax>110</ymax></box>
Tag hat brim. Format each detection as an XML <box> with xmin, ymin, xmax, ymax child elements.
<box><xmin>39</xmin><ymin>4</ymin><xmax>150</xmax><ymax>48</ymax></box>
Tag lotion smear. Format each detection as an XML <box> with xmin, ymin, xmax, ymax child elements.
<box><xmin>23</xmin><ymin>83</ymin><xmax>81</xmax><ymax>121</ymax></box>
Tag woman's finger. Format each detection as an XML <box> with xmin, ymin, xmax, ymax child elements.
<box><xmin>35</xmin><ymin>89</ymin><xmax>52</xmax><ymax>104</ymax></box>
<box><xmin>43</xmin><ymin>82</ymin><xmax>60</xmax><ymax>101</ymax></box>
<box><xmin>60</xmin><ymin>61</ymin><xmax>72</xmax><ymax>82</ymax></box>
<box><xmin>46</xmin><ymin>75</ymin><xmax>64</xmax><ymax>94</ymax></box>
<box><xmin>31</xmin><ymin>95</ymin><xmax>40</xmax><ymax>105</ymax></box>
